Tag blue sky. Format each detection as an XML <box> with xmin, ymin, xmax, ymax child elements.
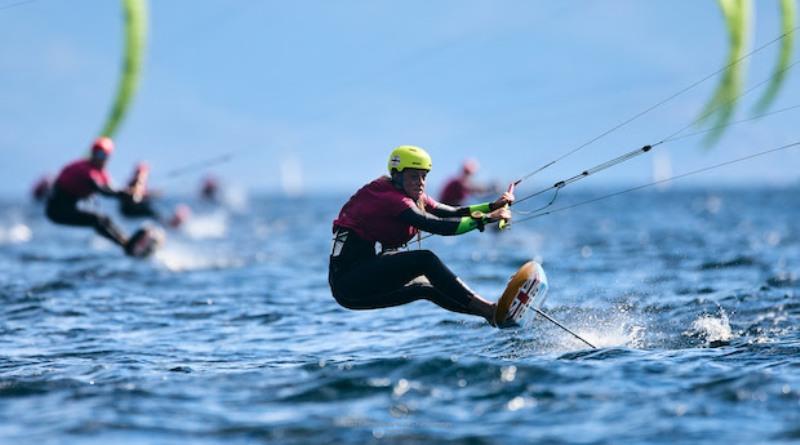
<box><xmin>1</xmin><ymin>0</ymin><xmax>798</xmax><ymax>197</ymax></box>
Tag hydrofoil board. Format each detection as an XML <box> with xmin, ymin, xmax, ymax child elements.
<box><xmin>125</xmin><ymin>226</ymin><xmax>165</xmax><ymax>258</ymax></box>
<box><xmin>493</xmin><ymin>261</ymin><xmax>549</xmax><ymax>328</ymax></box>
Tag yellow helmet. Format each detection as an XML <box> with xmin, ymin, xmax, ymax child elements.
<box><xmin>387</xmin><ymin>145</ymin><xmax>432</xmax><ymax>174</ymax></box>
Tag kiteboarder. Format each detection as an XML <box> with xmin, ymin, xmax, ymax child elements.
<box><xmin>119</xmin><ymin>161</ymin><xmax>160</xmax><ymax>219</ymax></box>
<box><xmin>328</xmin><ymin>145</ymin><xmax>514</xmax><ymax>325</ymax></box>
<box><xmin>200</xmin><ymin>175</ymin><xmax>220</xmax><ymax>202</ymax></box>
<box><xmin>438</xmin><ymin>158</ymin><xmax>499</xmax><ymax>207</ymax></box>
<box><xmin>30</xmin><ymin>174</ymin><xmax>52</xmax><ymax>202</ymax></box>
<box><xmin>118</xmin><ymin>162</ymin><xmax>190</xmax><ymax>228</ymax></box>
<box><xmin>45</xmin><ymin>137</ymin><xmax>138</xmax><ymax>255</ymax></box>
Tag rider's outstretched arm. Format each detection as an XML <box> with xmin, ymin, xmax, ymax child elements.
<box><xmin>428</xmin><ymin>201</ymin><xmax>494</xmax><ymax>218</ymax></box>
<box><xmin>91</xmin><ymin>179</ymin><xmax>128</xmax><ymax>200</ymax></box>
<box><xmin>399</xmin><ymin>206</ymin><xmax>489</xmax><ymax>236</ymax></box>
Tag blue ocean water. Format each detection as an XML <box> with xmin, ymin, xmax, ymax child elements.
<box><xmin>1</xmin><ymin>187</ymin><xmax>798</xmax><ymax>444</ymax></box>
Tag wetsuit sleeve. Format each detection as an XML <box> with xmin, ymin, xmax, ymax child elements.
<box><xmin>399</xmin><ymin>206</ymin><xmax>483</xmax><ymax>235</ymax></box>
<box><xmin>90</xmin><ymin>176</ymin><xmax>125</xmax><ymax>198</ymax></box>
<box><xmin>428</xmin><ymin>201</ymin><xmax>493</xmax><ymax>218</ymax></box>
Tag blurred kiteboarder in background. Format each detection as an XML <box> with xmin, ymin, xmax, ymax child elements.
<box><xmin>119</xmin><ymin>161</ymin><xmax>190</xmax><ymax>228</ymax></box>
<box><xmin>45</xmin><ymin>137</ymin><xmax>162</xmax><ymax>257</ymax></box>
<box><xmin>200</xmin><ymin>174</ymin><xmax>220</xmax><ymax>202</ymax></box>
<box><xmin>438</xmin><ymin>158</ymin><xmax>498</xmax><ymax>207</ymax></box>
<box><xmin>30</xmin><ymin>175</ymin><xmax>52</xmax><ymax>202</ymax></box>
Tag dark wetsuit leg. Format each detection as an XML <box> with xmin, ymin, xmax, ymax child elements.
<box><xmin>46</xmin><ymin>194</ymin><xmax>127</xmax><ymax>247</ymax></box>
<box><xmin>331</xmin><ymin>248</ymin><xmax>479</xmax><ymax>315</ymax></box>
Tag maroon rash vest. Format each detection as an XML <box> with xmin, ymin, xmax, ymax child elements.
<box><xmin>53</xmin><ymin>159</ymin><xmax>111</xmax><ymax>200</ymax></box>
<box><xmin>333</xmin><ymin>176</ymin><xmax>439</xmax><ymax>249</ymax></box>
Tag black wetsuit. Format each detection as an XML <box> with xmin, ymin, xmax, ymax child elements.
<box><xmin>46</xmin><ymin>185</ymin><xmax>128</xmax><ymax>247</ymax></box>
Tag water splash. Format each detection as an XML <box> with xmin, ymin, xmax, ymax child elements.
<box><xmin>571</xmin><ymin>307</ymin><xmax>647</xmax><ymax>350</ymax></box>
<box><xmin>182</xmin><ymin>211</ymin><xmax>228</xmax><ymax>239</ymax></box>
<box><xmin>531</xmin><ymin>304</ymin><xmax>647</xmax><ymax>351</ymax></box>
<box><xmin>0</xmin><ymin>223</ymin><xmax>32</xmax><ymax>244</ymax></box>
<box><xmin>684</xmin><ymin>309</ymin><xmax>734</xmax><ymax>345</ymax></box>
<box><xmin>153</xmin><ymin>242</ymin><xmax>241</xmax><ymax>272</ymax></box>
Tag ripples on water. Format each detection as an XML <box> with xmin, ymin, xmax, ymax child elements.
<box><xmin>1</xmin><ymin>188</ymin><xmax>798</xmax><ymax>444</ymax></box>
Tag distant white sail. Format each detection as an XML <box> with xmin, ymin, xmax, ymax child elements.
<box><xmin>652</xmin><ymin>151</ymin><xmax>673</xmax><ymax>189</ymax></box>
<box><xmin>280</xmin><ymin>155</ymin><xmax>305</xmax><ymax>197</ymax></box>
